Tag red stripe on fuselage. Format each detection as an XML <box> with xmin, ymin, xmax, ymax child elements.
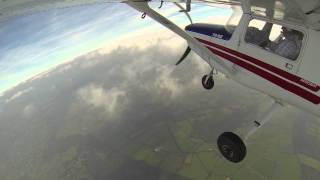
<box><xmin>196</xmin><ymin>38</ymin><xmax>320</xmax><ymax>92</ymax></box>
<box><xmin>197</xmin><ymin>39</ymin><xmax>320</xmax><ymax>104</ymax></box>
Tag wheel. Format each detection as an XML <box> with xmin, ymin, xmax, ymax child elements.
<box><xmin>202</xmin><ymin>75</ymin><xmax>214</xmax><ymax>90</ymax></box>
<box><xmin>217</xmin><ymin>132</ymin><xmax>246</xmax><ymax>163</ymax></box>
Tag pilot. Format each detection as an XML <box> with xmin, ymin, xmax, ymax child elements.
<box><xmin>271</xmin><ymin>27</ymin><xmax>302</xmax><ymax>60</ymax></box>
<box><xmin>245</xmin><ymin>22</ymin><xmax>272</xmax><ymax>47</ymax></box>
<box><xmin>245</xmin><ymin>27</ymin><xmax>266</xmax><ymax>46</ymax></box>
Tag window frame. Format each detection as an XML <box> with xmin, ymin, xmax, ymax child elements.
<box><xmin>242</xmin><ymin>16</ymin><xmax>307</xmax><ymax>63</ymax></box>
<box><xmin>224</xmin><ymin>5</ymin><xmax>243</xmax><ymax>35</ymax></box>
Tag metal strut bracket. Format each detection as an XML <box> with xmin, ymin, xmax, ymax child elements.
<box><xmin>209</xmin><ymin>67</ymin><xmax>218</xmax><ymax>76</ymax></box>
<box><xmin>158</xmin><ymin>0</ymin><xmax>164</xmax><ymax>9</ymax></box>
<box><xmin>180</xmin><ymin>0</ymin><xmax>191</xmax><ymax>12</ymax></box>
<box><xmin>243</xmin><ymin>100</ymin><xmax>284</xmax><ymax>141</ymax></box>
<box><xmin>141</xmin><ymin>12</ymin><xmax>147</xmax><ymax>19</ymax></box>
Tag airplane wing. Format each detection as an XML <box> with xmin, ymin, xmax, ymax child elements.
<box><xmin>1</xmin><ymin>0</ymin><xmax>320</xmax><ymax>30</ymax></box>
<box><xmin>187</xmin><ymin>0</ymin><xmax>320</xmax><ymax>30</ymax></box>
<box><xmin>243</xmin><ymin>0</ymin><xmax>320</xmax><ymax>30</ymax></box>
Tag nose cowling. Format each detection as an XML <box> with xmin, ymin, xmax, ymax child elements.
<box><xmin>185</xmin><ymin>24</ymin><xmax>194</xmax><ymax>31</ymax></box>
<box><xmin>185</xmin><ymin>23</ymin><xmax>232</xmax><ymax>41</ymax></box>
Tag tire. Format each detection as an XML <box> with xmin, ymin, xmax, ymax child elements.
<box><xmin>217</xmin><ymin>132</ymin><xmax>246</xmax><ymax>163</ymax></box>
<box><xmin>202</xmin><ymin>75</ymin><xmax>214</xmax><ymax>90</ymax></box>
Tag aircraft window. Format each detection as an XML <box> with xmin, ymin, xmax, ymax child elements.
<box><xmin>244</xmin><ymin>19</ymin><xmax>268</xmax><ymax>46</ymax></box>
<box><xmin>245</xmin><ymin>19</ymin><xmax>304</xmax><ymax>61</ymax></box>
<box><xmin>269</xmin><ymin>24</ymin><xmax>282</xmax><ymax>41</ymax></box>
<box><xmin>248</xmin><ymin>19</ymin><xmax>266</xmax><ymax>30</ymax></box>
<box><xmin>225</xmin><ymin>6</ymin><xmax>242</xmax><ymax>34</ymax></box>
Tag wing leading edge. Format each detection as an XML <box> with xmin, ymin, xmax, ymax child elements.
<box><xmin>191</xmin><ymin>0</ymin><xmax>320</xmax><ymax>30</ymax></box>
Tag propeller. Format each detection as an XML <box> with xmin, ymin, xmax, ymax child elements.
<box><xmin>176</xmin><ymin>47</ymin><xmax>191</xmax><ymax>65</ymax></box>
<box><xmin>173</xmin><ymin>1</ymin><xmax>193</xmax><ymax>66</ymax></box>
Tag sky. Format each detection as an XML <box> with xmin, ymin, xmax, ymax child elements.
<box><xmin>0</xmin><ymin>2</ymin><xmax>232</xmax><ymax>94</ymax></box>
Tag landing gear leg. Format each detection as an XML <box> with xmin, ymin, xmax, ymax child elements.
<box><xmin>202</xmin><ymin>69</ymin><xmax>215</xmax><ymax>90</ymax></box>
<box><xmin>217</xmin><ymin>101</ymin><xmax>284</xmax><ymax>163</ymax></box>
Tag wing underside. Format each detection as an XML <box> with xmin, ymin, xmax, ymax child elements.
<box><xmin>195</xmin><ymin>0</ymin><xmax>320</xmax><ymax>30</ymax></box>
<box><xmin>247</xmin><ymin>0</ymin><xmax>320</xmax><ymax>30</ymax></box>
<box><xmin>0</xmin><ymin>0</ymin><xmax>320</xmax><ymax>30</ymax></box>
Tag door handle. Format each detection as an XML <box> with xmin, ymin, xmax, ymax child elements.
<box><xmin>285</xmin><ymin>63</ymin><xmax>293</xmax><ymax>70</ymax></box>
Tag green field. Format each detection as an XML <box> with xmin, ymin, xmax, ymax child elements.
<box><xmin>128</xmin><ymin>109</ymin><xmax>313</xmax><ymax>180</ymax></box>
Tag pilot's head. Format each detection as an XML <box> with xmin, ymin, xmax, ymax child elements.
<box><xmin>281</xmin><ymin>27</ymin><xmax>298</xmax><ymax>39</ymax></box>
<box><xmin>282</xmin><ymin>27</ymin><xmax>291</xmax><ymax>34</ymax></box>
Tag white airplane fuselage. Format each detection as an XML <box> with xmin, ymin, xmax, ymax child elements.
<box><xmin>186</xmin><ymin>13</ymin><xmax>320</xmax><ymax>118</ymax></box>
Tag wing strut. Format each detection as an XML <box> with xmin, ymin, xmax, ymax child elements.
<box><xmin>243</xmin><ymin>100</ymin><xmax>284</xmax><ymax>141</ymax></box>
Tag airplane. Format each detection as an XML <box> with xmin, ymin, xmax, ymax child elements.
<box><xmin>1</xmin><ymin>0</ymin><xmax>320</xmax><ymax>163</ymax></box>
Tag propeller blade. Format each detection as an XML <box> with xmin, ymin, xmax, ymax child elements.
<box><xmin>176</xmin><ymin>46</ymin><xmax>191</xmax><ymax>65</ymax></box>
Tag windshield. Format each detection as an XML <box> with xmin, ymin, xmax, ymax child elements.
<box><xmin>225</xmin><ymin>5</ymin><xmax>243</xmax><ymax>34</ymax></box>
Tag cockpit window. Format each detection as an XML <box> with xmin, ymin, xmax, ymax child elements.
<box><xmin>245</xmin><ymin>19</ymin><xmax>304</xmax><ymax>61</ymax></box>
<box><xmin>225</xmin><ymin>6</ymin><xmax>242</xmax><ymax>34</ymax></box>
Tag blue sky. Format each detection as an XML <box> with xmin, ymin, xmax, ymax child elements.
<box><xmin>0</xmin><ymin>2</ymin><xmax>231</xmax><ymax>94</ymax></box>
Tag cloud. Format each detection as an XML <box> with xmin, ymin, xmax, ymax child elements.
<box><xmin>5</xmin><ymin>86</ymin><xmax>33</xmax><ymax>103</ymax></box>
<box><xmin>23</xmin><ymin>103</ymin><xmax>35</xmax><ymax>118</ymax></box>
<box><xmin>94</xmin><ymin>34</ymin><xmax>204</xmax><ymax>100</ymax></box>
<box><xmin>77</xmin><ymin>84</ymin><xmax>127</xmax><ymax>115</ymax></box>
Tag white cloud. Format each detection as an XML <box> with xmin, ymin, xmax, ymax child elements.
<box><xmin>57</xmin><ymin>63</ymin><xmax>72</xmax><ymax>73</ymax></box>
<box><xmin>119</xmin><ymin>49</ymin><xmax>186</xmax><ymax>98</ymax></box>
<box><xmin>6</xmin><ymin>86</ymin><xmax>33</xmax><ymax>103</ymax></box>
<box><xmin>154</xmin><ymin>65</ymin><xmax>182</xmax><ymax>98</ymax></box>
<box><xmin>77</xmin><ymin>84</ymin><xmax>127</xmax><ymax>115</ymax></box>
<box><xmin>23</xmin><ymin>103</ymin><xmax>35</xmax><ymax>118</ymax></box>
